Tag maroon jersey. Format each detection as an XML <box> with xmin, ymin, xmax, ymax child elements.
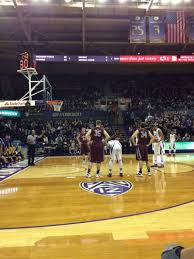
<box><xmin>91</xmin><ymin>127</ymin><xmax>105</xmax><ymax>143</ymax></box>
<box><xmin>79</xmin><ymin>133</ymin><xmax>88</xmax><ymax>144</ymax></box>
<box><xmin>137</xmin><ymin>129</ymin><xmax>150</xmax><ymax>145</ymax></box>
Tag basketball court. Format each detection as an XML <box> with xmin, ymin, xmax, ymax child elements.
<box><xmin>0</xmin><ymin>154</ymin><xmax>193</xmax><ymax>258</ymax></box>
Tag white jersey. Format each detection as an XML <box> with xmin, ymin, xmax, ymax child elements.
<box><xmin>153</xmin><ymin>128</ymin><xmax>162</xmax><ymax>142</ymax></box>
<box><xmin>108</xmin><ymin>140</ymin><xmax>122</xmax><ymax>161</ymax></box>
<box><xmin>108</xmin><ymin>140</ymin><xmax>122</xmax><ymax>151</ymax></box>
<box><xmin>152</xmin><ymin>128</ymin><xmax>164</xmax><ymax>156</ymax></box>
<box><xmin>170</xmin><ymin>133</ymin><xmax>176</xmax><ymax>142</ymax></box>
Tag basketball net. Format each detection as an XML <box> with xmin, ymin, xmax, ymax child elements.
<box><xmin>47</xmin><ymin>100</ymin><xmax>63</xmax><ymax>112</ymax></box>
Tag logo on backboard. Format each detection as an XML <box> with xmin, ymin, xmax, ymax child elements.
<box><xmin>80</xmin><ymin>180</ymin><xmax>133</xmax><ymax>197</ymax></box>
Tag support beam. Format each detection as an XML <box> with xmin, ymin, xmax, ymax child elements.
<box><xmin>12</xmin><ymin>0</ymin><xmax>31</xmax><ymax>41</ymax></box>
<box><xmin>82</xmin><ymin>0</ymin><xmax>86</xmax><ymax>54</ymax></box>
<box><xmin>146</xmin><ymin>0</ymin><xmax>154</xmax><ymax>12</ymax></box>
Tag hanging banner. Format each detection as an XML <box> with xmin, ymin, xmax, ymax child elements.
<box><xmin>130</xmin><ymin>16</ymin><xmax>146</xmax><ymax>43</ymax></box>
<box><xmin>149</xmin><ymin>16</ymin><xmax>165</xmax><ymax>43</ymax></box>
<box><xmin>188</xmin><ymin>17</ymin><xmax>194</xmax><ymax>42</ymax></box>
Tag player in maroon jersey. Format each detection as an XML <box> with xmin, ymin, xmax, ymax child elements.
<box><xmin>85</xmin><ymin>120</ymin><xmax>110</xmax><ymax>178</ymax></box>
<box><xmin>131</xmin><ymin>122</ymin><xmax>155</xmax><ymax>177</ymax></box>
<box><xmin>77</xmin><ymin>127</ymin><xmax>89</xmax><ymax>164</ymax></box>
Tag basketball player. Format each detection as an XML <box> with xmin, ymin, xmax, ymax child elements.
<box><xmin>107</xmin><ymin>134</ymin><xmax>123</xmax><ymax>177</ymax></box>
<box><xmin>168</xmin><ymin>130</ymin><xmax>176</xmax><ymax>156</ymax></box>
<box><xmin>77</xmin><ymin>127</ymin><xmax>89</xmax><ymax>164</ymax></box>
<box><xmin>131</xmin><ymin>122</ymin><xmax>155</xmax><ymax>177</ymax></box>
<box><xmin>85</xmin><ymin>120</ymin><xmax>110</xmax><ymax>178</ymax></box>
<box><xmin>152</xmin><ymin>125</ymin><xmax>165</xmax><ymax>168</ymax></box>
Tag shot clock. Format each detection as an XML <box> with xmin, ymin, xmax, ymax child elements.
<box><xmin>18</xmin><ymin>52</ymin><xmax>36</xmax><ymax>70</ymax></box>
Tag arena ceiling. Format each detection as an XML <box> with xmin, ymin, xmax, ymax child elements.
<box><xmin>1</xmin><ymin>0</ymin><xmax>194</xmax><ymax>74</ymax></box>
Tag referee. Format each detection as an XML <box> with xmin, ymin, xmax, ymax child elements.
<box><xmin>27</xmin><ymin>130</ymin><xmax>37</xmax><ymax>166</ymax></box>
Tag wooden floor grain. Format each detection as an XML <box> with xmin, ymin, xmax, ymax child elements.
<box><xmin>0</xmin><ymin>154</ymin><xmax>193</xmax><ymax>259</ymax></box>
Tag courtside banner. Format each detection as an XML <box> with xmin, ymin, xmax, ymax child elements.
<box><xmin>188</xmin><ymin>17</ymin><xmax>194</xmax><ymax>42</ymax></box>
<box><xmin>149</xmin><ymin>16</ymin><xmax>165</xmax><ymax>43</ymax></box>
<box><xmin>130</xmin><ymin>16</ymin><xmax>146</xmax><ymax>43</ymax></box>
<box><xmin>164</xmin><ymin>142</ymin><xmax>194</xmax><ymax>150</ymax></box>
<box><xmin>0</xmin><ymin>110</ymin><xmax>21</xmax><ymax>117</ymax></box>
<box><xmin>0</xmin><ymin>100</ymin><xmax>35</xmax><ymax>107</ymax></box>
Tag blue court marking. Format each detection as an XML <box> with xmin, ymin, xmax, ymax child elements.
<box><xmin>80</xmin><ymin>180</ymin><xmax>133</xmax><ymax>197</ymax></box>
<box><xmin>0</xmin><ymin>199</ymin><xmax>193</xmax><ymax>230</ymax></box>
<box><xmin>0</xmin><ymin>157</ymin><xmax>45</xmax><ymax>184</ymax></box>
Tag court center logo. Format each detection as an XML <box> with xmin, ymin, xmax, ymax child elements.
<box><xmin>80</xmin><ymin>180</ymin><xmax>133</xmax><ymax>197</ymax></box>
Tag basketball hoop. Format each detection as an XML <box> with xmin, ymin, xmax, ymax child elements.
<box><xmin>17</xmin><ymin>67</ymin><xmax>38</xmax><ymax>76</ymax></box>
<box><xmin>47</xmin><ymin>100</ymin><xmax>63</xmax><ymax>112</ymax></box>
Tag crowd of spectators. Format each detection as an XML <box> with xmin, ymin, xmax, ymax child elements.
<box><xmin>0</xmin><ymin>74</ymin><xmax>193</xmax><ymax>165</ymax></box>
<box><xmin>0</xmin><ymin>119</ymin><xmax>113</xmax><ymax>157</ymax></box>
<box><xmin>62</xmin><ymin>87</ymin><xmax>102</xmax><ymax>111</ymax></box>
<box><xmin>0</xmin><ymin>130</ymin><xmax>24</xmax><ymax>169</ymax></box>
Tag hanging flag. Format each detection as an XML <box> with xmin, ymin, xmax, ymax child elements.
<box><xmin>149</xmin><ymin>16</ymin><xmax>165</xmax><ymax>43</ymax></box>
<box><xmin>166</xmin><ymin>11</ymin><xmax>186</xmax><ymax>44</ymax></box>
<box><xmin>129</xmin><ymin>16</ymin><xmax>146</xmax><ymax>43</ymax></box>
<box><xmin>188</xmin><ymin>16</ymin><xmax>194</xmax><ymax>42</ymax></box>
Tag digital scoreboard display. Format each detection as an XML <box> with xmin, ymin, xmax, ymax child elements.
<box><xmin>18</xmin><ymin>52</ymin><xmax>30</xmax><ymax>70</ymax></box>
<box><xmin>35</xmin><ymin>55</ymin><xmax>120</xmax><ymax>63</ymax></box>
<box><xmin>18</xmin><ymin>52</ymin><xmax>36</xmax><ymax>70</ymax></box>
<box><xmin>34</xmin><ymin>55</ymin><xmax>194</xmax><ymax>64</ymax></box>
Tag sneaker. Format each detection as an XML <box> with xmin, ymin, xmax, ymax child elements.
<box><xmin>147</xmin><ymin>171</ymin><xmax>151</xmax><ymax>176</ymax></box>
<box><xmin>151</xmin><ymin>164</ymin><xmax>158</xmax><ymax>168</ymax></box>
<box><xmin>108</xmin><ymin>173</ymin><xmax>112</xmax><ymax>177</ymax></box>
<box><xmin>85</xmin><ymin>173</ymin><xmax>91</xmax><ymax>178</ymax></box>
<box><xmin>158</xmin><ymin>164</ymin><xmax>164</xmax><ymax>168</ymax></box>
<box><xmin>120</xmin><ymin>172</ymin><xmax>123</xmax><ymax>177</ymax></box>
<box><xmin>136</xmin><ymin>172</ymin><xmax>143</xmax><ymax>177</ymax></box>
<box><xmin>96</xmin><ymin>173</ymin><xmax>100</xmax><ymax>178</ymax></box>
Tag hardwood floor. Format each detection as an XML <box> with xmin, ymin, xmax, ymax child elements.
<box><xmin>0</xmin><ymin>154</ymin><xmax>193</xmax><ymax>258</ymax></box>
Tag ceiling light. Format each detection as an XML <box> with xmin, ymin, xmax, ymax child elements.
<box><xmin>171</xmin><ymin>0</ymin><xmax>182</xmax><ymax>4</ymax></box>
<box><xmin>161</xmin><ymin>0</ymin><xmax>170</xmax><ymax>4</ymax></box>
<box><xmin>118</xmin><ymin>0</ymin><xmax>127</xmax><ymax>3</ymax></box>
<box><xmin>98</xmin><ymin>0</ymin><xmax>107</xmax><ymax>3</ymax></box>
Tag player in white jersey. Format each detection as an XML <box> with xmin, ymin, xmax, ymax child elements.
<box><xmin>107</xmin><ymin>139</ymin><xmax>123</xmax><ymax>177</ymax></box>
<box><xmin>152</xmin><ymin>125</ymin><xmax>165</xmax><ymax>168</ymax></box>
<box><xmin>169</xmin><ymin>131</ymin><xmax>176</xmax><ymax>156</ymax></box>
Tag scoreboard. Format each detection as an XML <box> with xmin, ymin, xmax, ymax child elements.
<box><xmin>34</xmin><ymin>55</ymin><xmax>194</xmax><ymax>63</ymax></box>
<box><xmin>18</xmin><ymin>52</ymin><xmax>36</xmax><ymax>70</ymax></box>
<box><xmin>19</xmin><ymin>52</ymin><xmax>30</xmax><ymax>70</ymax></box>
<box><xmin>35</xmin><ymin>55</ymin><xmax>120</xmax><ymax>63</ymax></box>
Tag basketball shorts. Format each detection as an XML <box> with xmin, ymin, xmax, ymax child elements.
<box><xmin>110</xmin><ymin>147</ymin><xmax>122</xmax><ymax>161</ymax></box>
<box><xmin>90</xmin><ymin>143</ymin><xmax>104</xmax><ymax>163</ymax></box>
<box><xmin>169</xmin><ymin>141</ymin><xmax>176</xmax><ymax>150</ymax></box>
<box><xmin>81</xmin><ymin>143</ymin><xmax>89</xmax><ymax>155</ymax></box>
<box><xmin>136</xmin><ymin>145</ymin><xmax>148</xmax><ymax>161</ymax></box>
<box><xmin>152</xmin><ymin>142</ymin><xmax>164</xmax><ymax>155</ymax></box>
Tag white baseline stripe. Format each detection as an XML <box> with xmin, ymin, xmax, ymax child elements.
<box><xmin>0</xmin><ymin>157</ymin><xmax>46</xmax><ymax>184</ymax></box>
